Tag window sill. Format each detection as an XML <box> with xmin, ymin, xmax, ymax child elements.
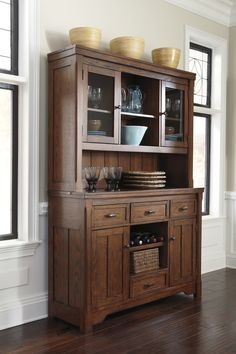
<box><xmin>0</xmin><ymin>240</ymin><xmax>41</xmax><ymax>260</ymax></box>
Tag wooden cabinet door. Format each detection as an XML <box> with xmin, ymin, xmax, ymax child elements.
<box><xmin>160</xmin><ymin>81</ymin><xmax>188</xmax><ymax>148</ymax></box>
<box><xmin>82</xmin><ymin>64</ymin><xmax>121</xmax><ymax>144</ymax></box>
<box><xmin>91</xmin><ymin>226</ymin><xmax>129</xmax><ymax>309</ymax></box>
<box><xmin>169</xmin><ymin>218</ymin><xmax>196</xmax><ymax>286</ymax></box>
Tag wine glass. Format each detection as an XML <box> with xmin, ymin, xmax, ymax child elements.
<box><xmin>113</xmin><ymin>167</ymin><xmax>122</xmax><ymax>191</ymax></box>
<box><xmin>102</xmin><ymin>167</ymin><xmax>115</xmax><ymax>192</ymax></box>
<box><xmin>83</xmin><ymin>167</ymin><xmax>101</xmax><ymax>192</ymax></box>
<box><xmin>92</xmin><ymin>87</ymin><xmax>103</xmax><ymax>109</ymax></box>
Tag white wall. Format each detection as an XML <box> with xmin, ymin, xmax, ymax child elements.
<box><xmin>226</xmin><ymin>26</ymin><xmax>236</xmax><ymax>268</ymax></box>
<box><xmin>0</xmin><ymin>0</ymin><xmax>231</xmax><ymax>330</ymax></box>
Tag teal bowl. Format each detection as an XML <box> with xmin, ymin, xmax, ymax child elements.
<box><xmin>121</xmin><ymin>125</ymin><xmax>147</xmax><ymax>145</ymax></box>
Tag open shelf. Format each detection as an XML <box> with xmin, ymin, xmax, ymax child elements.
<box><xmin>88</xmin><ymin>108</ymin><xmax>112</xmax><ymax>114</ymax></box>
<box><xmin>129</xmin><ymin>242</ymin><xmax>164</xmax><ymax>252</ymax></box>
<box><xmin>82</xmin><ymin>142</ymin><xmax>187</xmax><ymax>154</ymax></box>
<box><xmin>121</xmin><ymin>112</ymin><xmax>155</xmax><ymax>119</ymax></box>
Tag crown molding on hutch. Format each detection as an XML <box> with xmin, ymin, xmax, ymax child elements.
<box><xmin>164</xmin><ymin>0</ymin><xmax>236</xmax><ymax>27</ymax></box>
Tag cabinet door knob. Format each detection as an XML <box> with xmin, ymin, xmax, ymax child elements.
<box><xmin>159</xmin><ymin>111</ymin><xmax>167</xmax><ymax>116</ymax></box>
<box><xmin>145</xmin><ymin>210</ymin><xmax>156</xmax><ymax>215</ymax></box>
<box><xmin>180</xmin><ymin>206</ymin><xmax>188</xmax><ymax>211</ymax></box>
<box><xmin>114</xmin><ymin>105</ymin><xmax>121</xmax><ymax>110</ymax></box>
<box><xmin>170</xmin><ymin>236</ymin><xmax>176</xmax><ymax>241</ymax></box>
<box><xmin>105</xmin><ymin>213</ymin><xmax>117</xmax><ymax>218</ymax></box>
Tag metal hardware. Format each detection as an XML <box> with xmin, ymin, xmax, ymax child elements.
<box><xmin>180</xmin><ymin>206</ymin><xmax>188</xmax><ymax>211</ymax></box>
<box><xmin>105</xmin><ymin>213</ymin><xmax>117</xmax><ymax>218</ymax></box>
<box><xmin>143</xmin><ymin>283</ymin><xmax>155</xmax><ymax>289</ymax></box>
<box><xmin>170</xmin><ymin>236</ymin><xmax>176</xmax><ymax>241</ymax></box>
<box><xmin>159</xmin><ymin>111</ymin><xmax>167</xmax><ymax>116</ymax></box>
<box><xmin>114</xmin><ymin>105</ymin><xmax>121</xmax><ymax>110</ymax></box>
<box><xmin>145</xmin><ymin>210</ymin><xmax>156</xmax><ymax>215</ymax></box>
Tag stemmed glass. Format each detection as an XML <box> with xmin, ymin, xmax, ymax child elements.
<box><xmin>113</xmin><ymin>167</ymin><xmax>122</xmax><ymax>191</ymax></box>
<box><xmin>92</xmin><ymin>87</ymin><xmax>103</xmax><ymax>109</ymax></box>
<box><xmin>83</xmin><ymin>167</ymin><xmax>101</xmax><ymax>192</ymax></box>
<box><xmin>102</xmin><ymin>167</ymin><xmax>122</xmax><ymax>192</ymax></box>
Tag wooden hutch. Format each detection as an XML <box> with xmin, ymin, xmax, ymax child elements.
<box><xmin>48</xmin><ymin>45</ymin><xmax>203</xmax><ymax>333</ymax></box>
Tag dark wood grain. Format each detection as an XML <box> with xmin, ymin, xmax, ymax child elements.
<box><xmin>1</xmin><ymin>269</ymin><xmax>235</xmax><ymax>354</ymax></box>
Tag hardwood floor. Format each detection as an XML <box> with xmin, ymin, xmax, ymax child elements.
<box><xmin>1</xmin><ymin>268</ymin><xmax>236</xmax><ymax>354</ymax></box>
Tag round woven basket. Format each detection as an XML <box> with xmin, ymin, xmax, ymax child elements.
<box><xmin>152</xmin><ymin>47</ymin><xmax>180</xmax><ymax>68</ymax></box>
<box><xmin>110</xmin><ymin>36</ymin><xmax>144</xmax><ymax>59</ymax></box>
<box><xmin>69</xmin><ymin>27</ymin><xmax>101</xmax><ymax>49</ymax></box>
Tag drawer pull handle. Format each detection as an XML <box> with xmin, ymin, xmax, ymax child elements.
<box><xmin>180</xmin><ymin>206</ymin><xmax>188</xmax><ymax>211</ymax></box>
<box><xmin>145</xmin><ymin>210</ymin><xmax>156</xmax><ymax>215</ymax></box>
<box><xmin>170</xmin><ymin>236</ymin><xmax>176</xmax><ymax>241</ymax></box>
<box><xmin>144</xmin><ymin>283</ymin><xmax>155</xmax><ymax>289</ymax></box>
<box><xmin>105</xmin><ymin>213</ymin><xmax>117</xmax><ymax>218</ymax></box>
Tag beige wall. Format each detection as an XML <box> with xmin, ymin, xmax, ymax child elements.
<box><xmin>39</xmin><ymin>0</ymin><xmax>229</xmax><ymax>200</ymax></box>
<box><xmin>227</xmin><ymin>26</ymin><xmax>236</xmax><ymax>191</ymax></box>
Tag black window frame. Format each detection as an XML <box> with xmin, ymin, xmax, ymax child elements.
<box><xmin>190</xmin><ymin>42</ymin><xmax>212</xmax><ymax>108</ymax></box>
<box><xmin>193</xmin><ymin>113</ymin><xmax>211</xmax><ymax>216</ymax></box>
<box><xmin>0</xmin><ymin>0</ymin><xmax>18</xmax><ymax>240</ymax></box>
<box><xmin>0</xmin><ymin>0</ymin><xmax>18</xmax><ymax>75</ymax></box>
<box><xmin>0</xmin><ymin>83</ymin><xmax>18</xmax><ymax>240</ymax></box>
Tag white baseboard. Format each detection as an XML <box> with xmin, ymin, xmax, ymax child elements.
<box><xmin>202</xmin><ymin>254</ymin><xmax>226</xmax><ymax>274</ymax></box>
<box><xmin>226</xmin><ymin>255</ymin><xmax>236</xmax><ymax>269</ymax></box>
<box><xmin>0</xmin><ymin>292</ymin><xmax>48</xmax><ymax>330</ymax></box>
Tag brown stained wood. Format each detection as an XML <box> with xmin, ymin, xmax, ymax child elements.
<box><xmin>170</xmin><ymin>198</ymin><xmax>196</xmax><ymax>218</ymax></box>
<box><xmin>92</xmin><ymin>204</ymin><xmax>129</xmax><ymax>229</ymax></box>
<box><xmin>142</xmin><ymin>153</ymin><xmax>157</xmax><ymax>171</ymax></box>
<box><xmin>130</xmin><ymin>153</ymin><xmax>142</xmax><ymax>171</ymax></box>
<box><xmin>130</xmin><ymin>271</ymin><xmax>167</xmax><ymax>298</ymax></box>
<box><xmin>48</xmin><ymin>56</ymin><xmax>76</xmax><ymax>191</ymax></box>
<box><xmin>53</xmin><ymin>227</ymin><xmax>69</xmax><ymax>305</ymax></box>
<box><xmin>131</xmin><ymin>201</ymin><xmax>169</xmax><ymax>223</ymax></box>
<box><xmin>68</xmin><ymin>229</ymin><xmax>80</xmax><ymax>308</ymax></box>
<box><xmin>47</xmin><ymin>44</ymin><xmax>202</xmax><ymax>332</ymax></box>
<box><xmin>91</xmin><ymin>227</ymin><xmax>129</xmax><ymax>309</ymax></box>
<box><xmin>118</xmin><ymin>152</ymin><xmax>131</xmax><ymax>171</ymax></box>
<box><xmin>169</xmin><ymin>218</ymin><xmax>196</xmax><ymax>286</ymax></box>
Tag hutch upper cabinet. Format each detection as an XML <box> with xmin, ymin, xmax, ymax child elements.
<box><xmin>48</xmin><ymin>45</ymin><xmax>203</xmax><ymax>333</ymax></box>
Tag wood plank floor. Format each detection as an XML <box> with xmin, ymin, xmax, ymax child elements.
<box><xmin>1</xmin><ymin>268</ymin><xmax>236</xmax><ymax>354</ymax></box>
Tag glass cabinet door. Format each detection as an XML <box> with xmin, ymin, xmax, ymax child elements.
<box><xmin>160</xmin><ymin>82</ymin><xmax>188</xmax><ymax>147</ymax></box>
<box><xmin>83</xmin><ymin>65</ymin><xmax>120</xmax><ymax>144</ymax></box>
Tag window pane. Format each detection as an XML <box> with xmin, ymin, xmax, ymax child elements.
<box><xmin>193</xmin><ymin>115</ymin><xmax>210</xmax><ymax>214</ymax></box>
<box><xmin>189</xmin><ymin>43</ymin><xmax>212</xmax><ymax>107</ymax></box>
<box><xmin>0</xmin><ymin>1</ymin><xmax>11</xmax><ymax>30</ymax></box>
<box><xmin>0</xmin><ymin>88</ymin><xmax>12</xmax><ymax>234</ymax></box>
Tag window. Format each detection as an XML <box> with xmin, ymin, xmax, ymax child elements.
<box><xmin>189</xmin><ymin>42</ymin><xmax>212</xmax><ymax>215</ymax></box>
<box><xmin>0</xmin><ymin>0</ymin><xmax>18</xmax><ymax>240</ymax></box>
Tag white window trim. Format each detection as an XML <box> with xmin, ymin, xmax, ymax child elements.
<box><xmin>0</xmin><ymin>0</ymin><xmax>41</xmax><ymax>259</ymax></box>
<box><xmin>185</xmin><ymin>25</ymin><xmax>227</xmax><ymax>220</ymax></box>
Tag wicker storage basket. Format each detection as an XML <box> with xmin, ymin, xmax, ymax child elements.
<box><xmin>130</xmin><ymin>248</ymin><xmax>159</xmax><ymax>274</ymax></box>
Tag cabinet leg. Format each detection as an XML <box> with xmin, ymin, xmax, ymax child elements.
<box><xmin>80</xmin><ymin>318</ymin><xmax>93</xmax><ymax>334</ymax></box>
<box><xmin>194</xmin><ymin>281</ymin><xmax>202</xmax><ymax>298</ymax></box>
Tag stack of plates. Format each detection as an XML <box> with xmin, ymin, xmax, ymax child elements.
<box><xmin>122</xmin><ymin>171</ymin><xmax>166</xmax><ymax>189</ymax></box>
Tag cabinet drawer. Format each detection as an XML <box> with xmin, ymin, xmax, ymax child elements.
<box><xmin>130</xmin><ymin>272</ymin><xmax>167</xmax><ymax>298</ymax></box>
<box><xmin>131</xmin><ymin>201</ymin><xmax>169</xmax><ymax>223</ymax></box>
<box><xmin>170</xmin><ymin>198</ymin><xmax>196</xmax><ymax>218</ymax></box>
<box><xmin>92</xmin><ymin>204</ymin><xmax>129</xmax><ymax>228</ymax></box>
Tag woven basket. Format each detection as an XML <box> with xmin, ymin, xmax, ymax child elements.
<box><xmin>130</xmin><ymin>248</ymin><xmax>159</xmax><ymax>274</ymax></box>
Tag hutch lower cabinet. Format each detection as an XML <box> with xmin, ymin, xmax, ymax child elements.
<box><xmin>48</xmin><ymin>45</ymin><xmax>203</xmax><ymax>333</ymax></box>
<box><xmin>48</xmin><ymin>189</ymin><xmax>202</xmax><ymax>332</ymax></box>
